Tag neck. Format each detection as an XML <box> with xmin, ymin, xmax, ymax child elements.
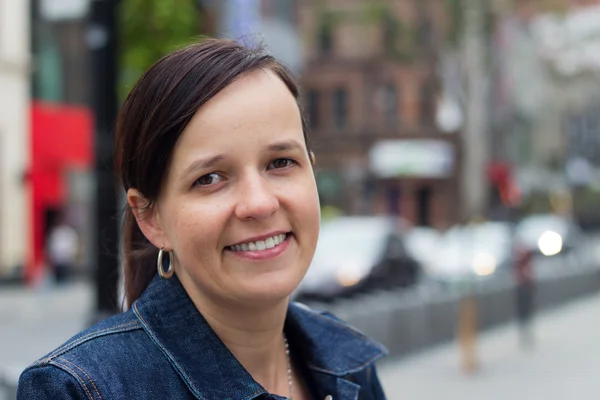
<box><xmin>182</xmin><ymin>280</ymin><xmax>292</xmax><ymax>396</ymax></box>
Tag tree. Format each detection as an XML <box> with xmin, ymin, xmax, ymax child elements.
<box><xmin>118</xmin><ymin>0</ymin><xmax>202</xmax><ymax>99</ymax></box>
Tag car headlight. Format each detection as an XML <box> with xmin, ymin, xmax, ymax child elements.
<box><xmin>336</xmin><ymin>264</ymin><xmax>366</xmax><ymax>287</ymax></box>
<box><xmin>538</xmin><ymin>230</ymin><xmax>562</xmax><ymax>256</ymax></box>
<box><xmin>472</xmin><ymin>252</ymin><xmax>497</xmax><ymax>276</ymax></box>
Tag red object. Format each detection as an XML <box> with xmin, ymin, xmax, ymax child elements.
<box><xmin>487</xmin><ymin>162</ymin><xmax>521</xmax><ymax>207</ymax></box>
<box><xmin>27</xmin><ymin>101</ymin><xmax>94</xmax><ymax>283</ymax></box>
<box><xmin>487</xmin><ymin>162</ymin><xmax>511</xmax><ymax>186</ymax></box>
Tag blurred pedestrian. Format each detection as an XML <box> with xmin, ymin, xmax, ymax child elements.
<box><xmin>46</xmin><ymin>213</ymin><xmax>79</xmax><ymax>285</ymax></box>
<box><xmin>514</xmin><ymin>242</ymin><xmax>535</xmax><ymax>349</ymax></box>
<box><xmin>18</xmin><ymin>39</ymin><xmax>388</xmax><ymax>399</ymax></box>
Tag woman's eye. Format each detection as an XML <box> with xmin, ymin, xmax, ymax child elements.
<box><xmin>194</xmin><ymin>173</ymin><xmax>223</xmax><ymax>186</ymax></box>
<box><xmin>269</xmin><ymin>158</ymin><xmax>295</xmax><ymax>169</ymax></box>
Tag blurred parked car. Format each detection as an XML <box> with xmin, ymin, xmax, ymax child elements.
<box><xmin>294</xmin><ymin>216</ymin><xmax>421</xmax><ymax>301</ymax></box>
<box><xmin>404</xmin><ymin>226</ymin><xmax>441</xmax><ymax>265</ymax></box>
<box><xmin>514</xmin><ymin>214</ymin><xmax>582</xmax><ymax>257</ymax></box>
<box><xmin>422</xmin><ymin>222</ymin><xmax>514</xmax><ymax>282</ymax></box>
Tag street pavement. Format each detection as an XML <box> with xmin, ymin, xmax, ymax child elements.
<box><xmin>2</xmin><ymin>280</ymin><xmax>600</xmax><ymax>399</ymax></box>
<box><xmin>0</xmin><ymin>281</ymin><xmax>93</xmax><ymax>400</ymax></box>
<box><xmin>378</xmin><ymin>291</ymin><xmax>600</xmax><ymax>399</ymax></box>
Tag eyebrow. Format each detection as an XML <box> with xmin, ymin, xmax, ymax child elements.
<box><xmin>180</xmin><ymin>154</ymin><xmax>227</xmax><ymax>180</ymax></box>
<box><xmin>180</xmin><ymin>140</ymin><xmax>305</xmax><ymax>180</ymax></box>
<box><xmin>266</xmin><ymin>140</ymin><xmax>304</xmax><ymax>153</ymax></box>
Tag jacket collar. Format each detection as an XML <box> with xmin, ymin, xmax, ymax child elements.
<box><xmin>133</xmin><ymin>274</ymin><xmax>387</xmax><ymax>400</ymax></box>
<box><xmin>285</xmin><ymin>302</ymin><xmax>388</xmax><ymax>376</ymax></box>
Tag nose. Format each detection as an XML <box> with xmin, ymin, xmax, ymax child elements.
<box><xmin>234</xmin><ymin>173</ymin><xmax>279</xmax><ymax>221</ymax></box>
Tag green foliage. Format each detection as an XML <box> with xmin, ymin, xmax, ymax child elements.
<box><xmin>317</xmin><ymin>10</ymin><xmax>346</xmax><ymax>29</ymax></box>
<box><xmin>317</xmin><ymin>2</ymin><xmax>398</xmax><ymax>28</ymax></box>
<box><xmin>118</xmin><ymin>0</ymin><xmax>201</xmax><ymax>99</ymax></box>
<box><xmin>314</xmin><ymin>1</ymin><xmax>415</xmax><ymax>61</ymax></box>
<box><xmin>383</xmin><ymin>13</ymin><xmax>416</xmax><ymax>62</ymax></box>
<box><xmin>364</xmin><ymin>2</ymin><xmax>389</xmax><ymax>21</ymax></box>
<box><xmin>445</xmin><ymin>0</ymin><xmax>463</xmax><ymax>46</ymax></box>
<box><xmin>444</xmin><ymin>0</ymin><xmax>495</xmax><ymax>50</ymax></box>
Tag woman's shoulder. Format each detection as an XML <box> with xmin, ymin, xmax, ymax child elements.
<box><xmin>17</xmin><ymin>310</ymin><xmax>179</xmax><ymax>399</ymax></box>
<box><xmin>26</xmin><ymin>310</ymin><xmax>144</xmax><ymax>367</ymax></box>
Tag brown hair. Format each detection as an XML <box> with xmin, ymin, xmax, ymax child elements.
<box><xmin>114</xmin><ymin>39</ymin><xmax>310</xmax><ymax>307</ymax></box>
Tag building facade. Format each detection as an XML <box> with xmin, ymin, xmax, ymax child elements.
<box><xmin>488</xmin><ymin>0</ymin><xmax>600</xmax><ymax>219</ymax></box>
<box><xmin>0</xmin><ymin>0</ymin><xmax>30</xmax><ymax>278</ymax></box>
<box><xmin>298</xmin><ymin>0</ymin><xmax>460</xmax><ymax>228</ymax></box>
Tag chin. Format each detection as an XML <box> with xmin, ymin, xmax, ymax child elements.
<box><xmin>240</xmin><ymin>275</ymin><xmax>300</xmax><ymax>303</ymax></box>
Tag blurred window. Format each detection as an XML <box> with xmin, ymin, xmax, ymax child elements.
<box><xmin>416</xmin><ymin>9</ymin><xmax>433</xmax><ymax>48</ymax></box>
<box><xmin>30</xmin><ymin>0</ymin><xmax>90</xmax><ymax>105</ymax></box>
<box><xmin>263</xmin><ymin>0</ymin><xmax>294</xmax><ymax>22</ymax></box>
<box><xmin>382</xmin><ymin>14</ymin><xmax>397</xmax><ymax>54</ymax></box>
<box><xmin>420</xmin><ymin>80</ymin><xmax>436</xmax><ymax>126</ymax></box>
<box><xmin>274</xmin><ymin>0</ymin><xmax>294</xmax><ymax>22</ymax></box>
<box><xmin>383</xmin><ymin>83</ymin><xmax>398</xmax><ymax>126</ymax></box>
<box><xmin>319</xmin><ymin>24</ymin><xmax>333</xmax><ymax>54</ymax></box>
<box><xmin>333</xmin><ymin>87</ymin><xmax>348</xmax><ymax>130</ymax></box>
<box><xmin>306</xmin><ymin>89</ymin><xmax>319</xmax><ymax>130</ymax></box>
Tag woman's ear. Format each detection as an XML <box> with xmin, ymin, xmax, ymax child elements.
<box><xmin>309</xmin><ymin>151</ymin><xmax>316</xmax><ymax>166</ymax></box>
<box><xmin>127</xmin><ymin>189</ymin><xmax>171</xmax><ymax>250</ymax></box>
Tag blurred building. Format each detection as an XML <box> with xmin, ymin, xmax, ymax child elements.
<box><xmin>298</xmin><ymin>0</ymin><xmax>460</xmax><ymax>228</ymax></box>
<box><xmin>490</xmin><ymin>0</ymin><xmax>600</xmax><ymax>218</ymax></box>
<box><xmin>25</xmin><ymin>0</ymin><xmax>94</xmax><ymax>282</ymax></box>
<box><xmin>0</xmin><ymin>0</ymin><xmax>302</xmax><ymax>281</ymax></box>
<box><xmin>0</xmin><ymin>0</ymin><xmax>31</xmax><ymax>279</ymax></box>
<box><xmin>204</xmin><ymin>0</ymin><xmax>302</xmax><ymax>72</ymax></box>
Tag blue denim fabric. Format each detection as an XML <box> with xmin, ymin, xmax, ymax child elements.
<box><xmin>18</xmin><ymin>275</ymin><xmax>388</xmax><ymax>399</ymax></box>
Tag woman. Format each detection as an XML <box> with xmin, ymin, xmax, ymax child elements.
<box><xmin>18</xmin><ymin>39</ymin><xmax>388</xmax><ymax>400</ymax></box>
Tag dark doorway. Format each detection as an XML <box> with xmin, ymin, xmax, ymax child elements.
<box><xmin>416</xmin><ymin>186</ymin><xmax>432</xmax><ymax>226</ymax></box>
<box><xmin>44</xmin><ymin>207</ymin><xmax>61</xmax><ymax>240</ymax></box>
<box><xmin>387</xmin><ymin>185</ymin><xmax>402</xmax><ymax>216</ymax></box>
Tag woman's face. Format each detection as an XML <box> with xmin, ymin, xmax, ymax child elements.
<box><xmin>135</xmin><ymin>69</ymin><xmax>320</xmax><ymax>306</ymax></box>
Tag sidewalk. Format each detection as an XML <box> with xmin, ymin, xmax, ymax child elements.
<box><xmin>378</xmin><ymin>292</ymin><xmax>600</xmax><ymax>399</ymax></box>
<box><xmin>0</xmin><ymin>281</ymin><xmax>93</xmax><ymax>399</ymax></box>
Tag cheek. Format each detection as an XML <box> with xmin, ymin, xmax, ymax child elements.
<box><xmin>287</xmin><ymin>176</ymin><xmax>320</xmax><ymax>224</ymax></box>
<box><xmin>167</xmin><ymin>203</ymin><xmax>218</xmax><ymax>251</ymax></box>
<box><xmin>304</xmin><ymin>175</ymin><xmax>320</xmax><ymax>207</ymax></box>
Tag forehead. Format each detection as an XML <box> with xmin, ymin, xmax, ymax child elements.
<box><xmin>170</xmin><ymin>69</ymin><xmax>303</xmax><ymax>164</ymax></box>
<box><xmin>189</xmin><ymin>69</ymin><xmax>298</xmax><ymax>137</ymax></box>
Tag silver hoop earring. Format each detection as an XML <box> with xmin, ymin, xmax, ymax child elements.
<box><xmin>157</xmin><ymin>248</ymin><xmax>174</xmax><ymax>279</ymax></box>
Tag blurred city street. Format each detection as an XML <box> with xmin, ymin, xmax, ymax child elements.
<box><xmin>4</xmin><ymin>0</ymin><xmax>600</xmax><ymax>398</ymax></box>
<box><xmin>2</xmin><ymin>280</ymin><xmax>600</xmax><ymax>399</ymax></box>
<box><xmin>378</xmin><ymin>292</ymin><xmax>600</xmax><ymax>399</ymax></box>
<box><xmin>0</xmin><ymin>282</ymin><xmax>92</xmax><ymax>399</ymax></box>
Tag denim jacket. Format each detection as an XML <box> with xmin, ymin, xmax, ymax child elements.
<box><xmin>18</xmin><ymin>275</ymin><xmax>388</xmax><ymax>400</ymax></box>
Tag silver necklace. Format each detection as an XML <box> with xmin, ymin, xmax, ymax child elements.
<box><xmin>283</xmin><ymin>334</ymin><xmax>293</xmax><ymax>400</ymax></box>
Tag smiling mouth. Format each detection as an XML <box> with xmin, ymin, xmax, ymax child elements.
<box><xmin>227</xmin><ymin>233</ymin><xmax>290</xmax><ymax>252</ymax></box>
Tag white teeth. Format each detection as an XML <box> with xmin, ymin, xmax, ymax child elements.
<box><xmin>265</xmin><ymin>237</ymin><xmax>275</xmax><ymax>249</ymax></box>
<box><xmin>229</xmin><ymin>233</ymin><xmax>288</xmax><ymax>252</ymax></box>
